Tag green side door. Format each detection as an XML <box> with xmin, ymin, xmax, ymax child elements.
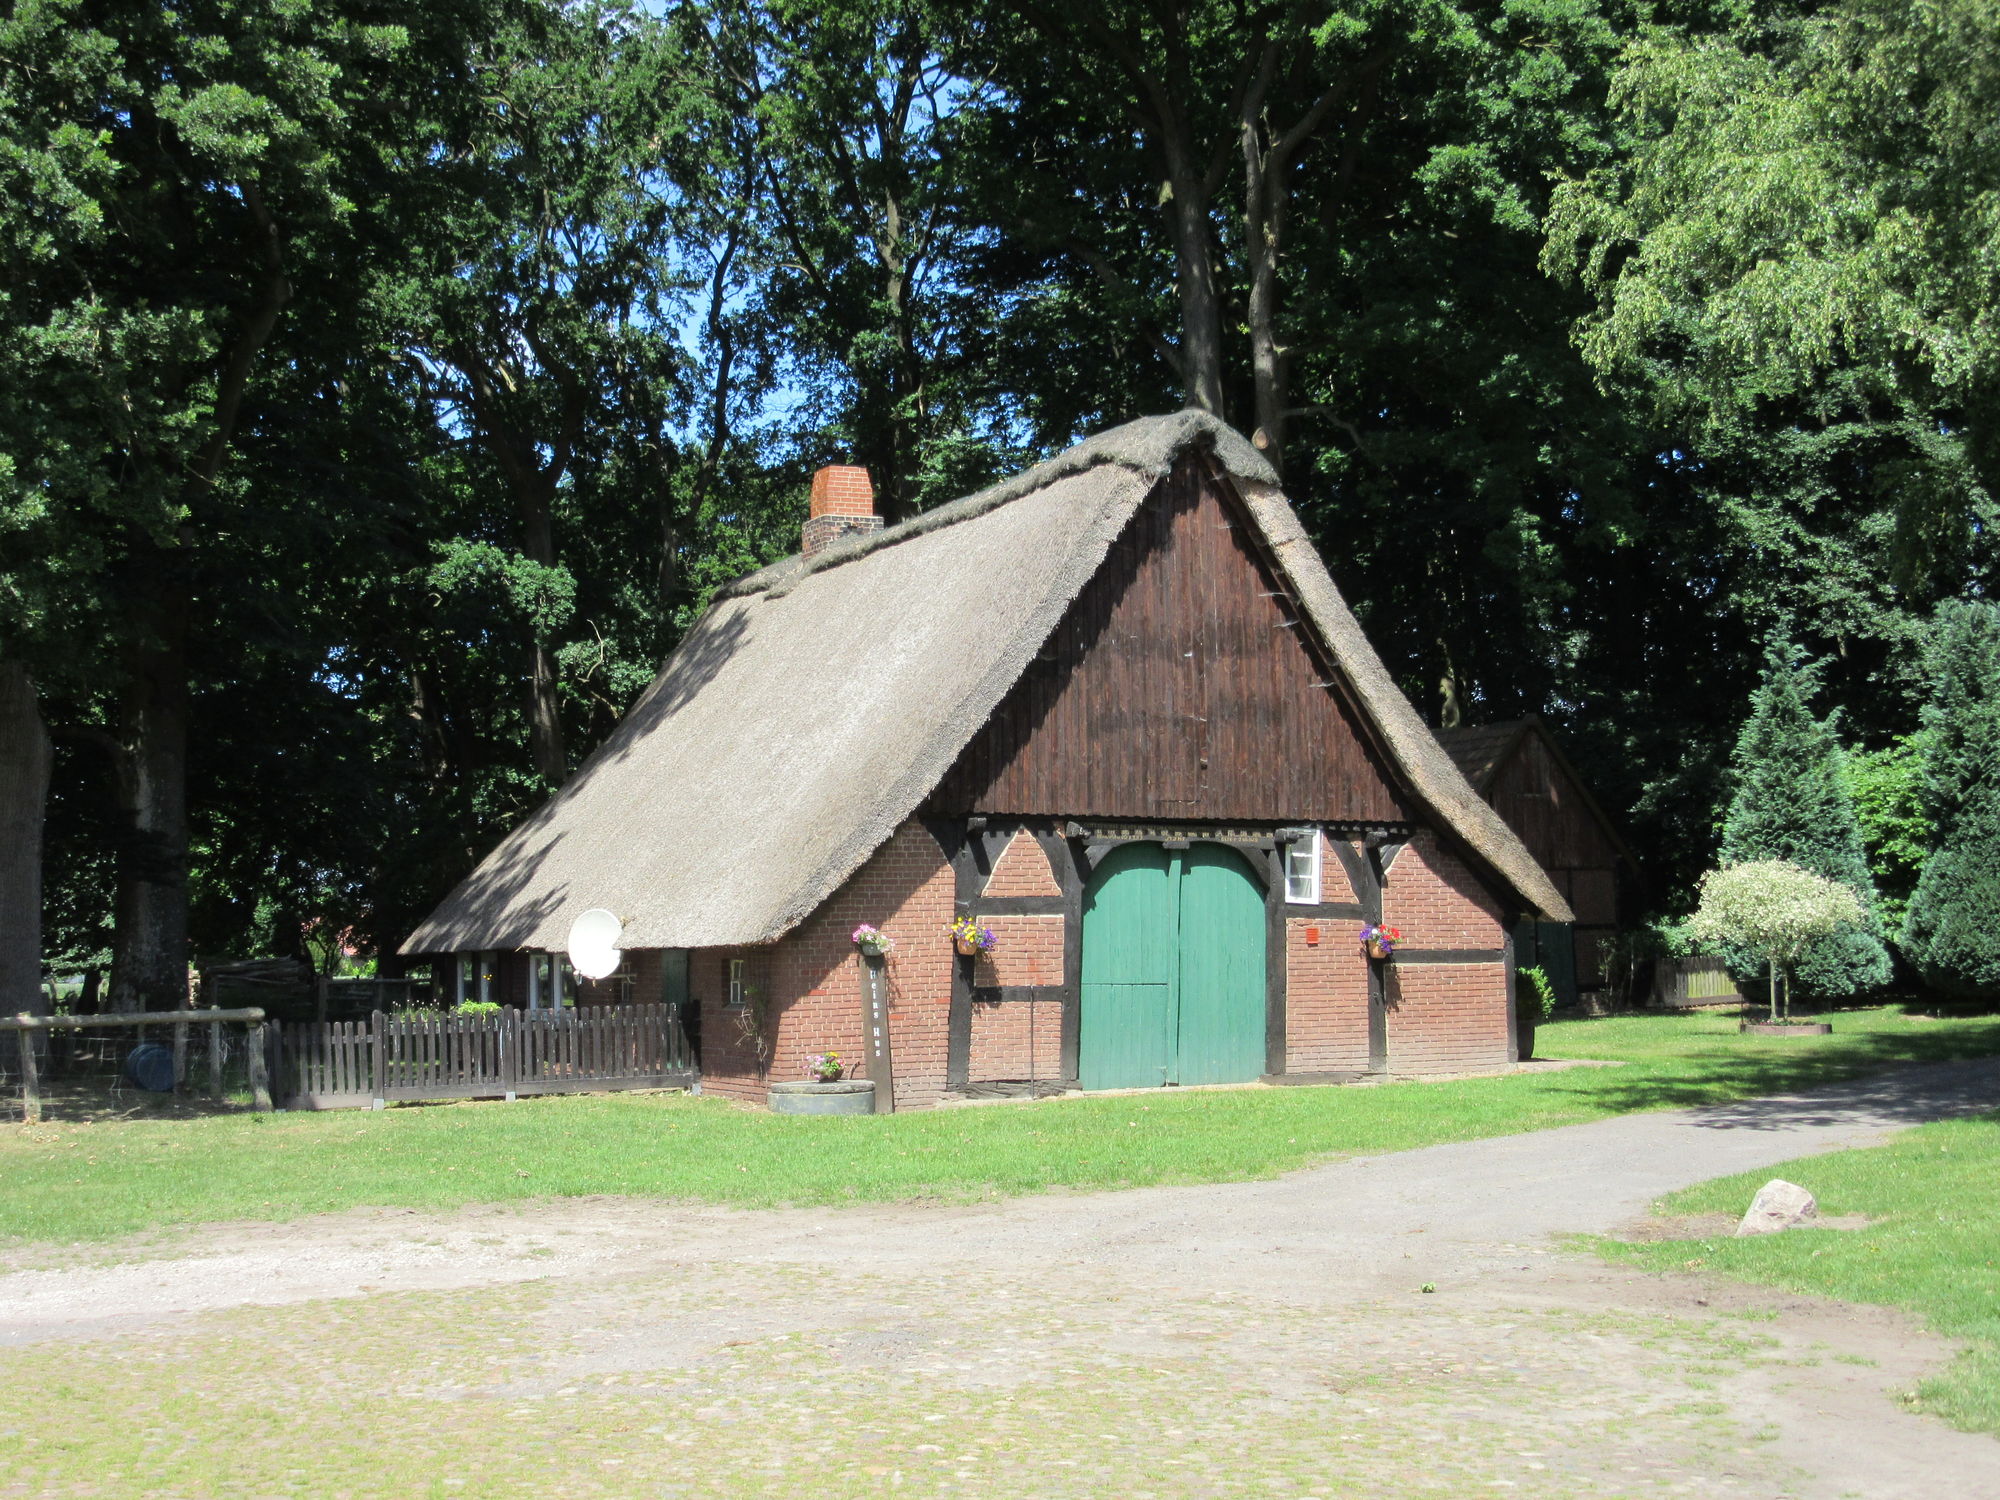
<box><xmin>1174</xmin><ymin>844</ymin><xmax>1268</xmax><ymax>1085</ymax></box>
<box><xmin>1080</xmin><ymin>843</ymin><xmax>1176</xmax><ymax>1090</ymax></box>
<box><xmin>1081</xmin><ymin>842</ymin><xmax>1267</xmax><ymax>1090</ymax></box>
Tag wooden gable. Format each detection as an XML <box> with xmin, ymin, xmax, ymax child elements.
<box><xmin>1486</xmin><ymin>730</ymin><xmax>1624</xmax><ymax>875</ymax></box>
<box><xmin>931</xmin><ymin>458</ymin><xmax>1410</xmax><ymax>822</ymax></box>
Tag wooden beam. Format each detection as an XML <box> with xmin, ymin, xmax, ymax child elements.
<box><xmin>0</xmin><ymin>1006</ymin><xmax>267</xmax><ymax>1030</ymax></box>
<box><xmin>16</xmin><ymin>1027</ymin><xmax>39</xmax><ymax>1124</ymax></box>
<box><xmin>1264</xmin><ymin>842</ymin><xmax>1287</xmax><ymax>1078</ymax></box>
<box><xmin>246</xmin><ymin>1022</ymin><xmax>273</xmax><ymax>1112</ymax></box>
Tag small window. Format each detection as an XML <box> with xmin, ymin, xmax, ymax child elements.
<box><xmin>1285</xmin><ymin>833</ymin><xmax>1322</xmax><ymax>904</ymax></box>
<box><xmin>727</xmin><ymin>958</ymin><xmax>746</xmax><ymax>1009</ymax></box>
<box><xmin>456</xmin><ymin>954</ymin><xmax>475</xmax><ymax>1005</ymax></box>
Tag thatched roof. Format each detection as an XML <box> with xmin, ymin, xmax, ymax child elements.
<box><xmin>405</xmin><ymin>413</ymin><xmax>1569</xmax><ymax>956</ymax></box>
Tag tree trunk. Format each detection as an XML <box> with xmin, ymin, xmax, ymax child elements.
<box><xmin>108</xmin><ymin>575</ymin><xmax>192</xmax><ymax>1013</ymax></box>
<box><xmin>518</xmin><ymin>482</ymin><xmax>567</xmax><ymax>786</ymax></box>
<box><xmin>1165</xmin><ymin>163</ymin><xmax>1226</xmax><ymax>416</ymax></box>
<box><xmin>0</xmin><ymin>662</ymin><xmax>52</xmax><ymax>1016</ymax></box>
<box><xmin>1767</xmin><ymin>956</ymin><xmax>1779</xmax><ymax>1023</ymax></box>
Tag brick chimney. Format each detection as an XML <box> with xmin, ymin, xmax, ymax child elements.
<box><xmin>802</xmin><ymin>464</ymin><xmax>881</xmax><ymax>559</ymax></box>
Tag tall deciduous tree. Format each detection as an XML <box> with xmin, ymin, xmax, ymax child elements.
<box><xmin>1719</xmin><ymin>638</ymin><xmax>1892</xmax><ymax>999</ymax></box>
<box><xmin>387</xmin><ymin>1</ymin><xmax>692</xmax><ymax>786</ymax></box>
<box><xmin>0</xmin><ymin>0</ymin><xmax>512</xmax><ymax>1006</ymax></box>
<box><xmin>1904</xmin><ymin>601</ymin><xmax>2000</xmax><ymax>1001</ymax></box>
<box><xmin>0</xmin><ymin>663</ymin><xmax>51</xmax><ymax>1012</ymax></box>
<box><xmin>1544</xmin><ymin>0</ymin><xmax>2000</xmax><ymax>595</ymax></box>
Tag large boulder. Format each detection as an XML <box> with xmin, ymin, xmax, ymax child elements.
<box><xmin>1735</xmin><ymin>1179</ymin><xmax>1818</xmax><ymax>1236</ymax></box>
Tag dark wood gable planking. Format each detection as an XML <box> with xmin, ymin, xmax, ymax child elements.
<box><xmin>931</xmin><ymin>456</ymin><xmax>1411</xmax><ymax>822</ymax></box>
<box><xmin>1486</xmin><ymin>731</ymin><xmax>1625</xmax><ymax>877</ymax></box>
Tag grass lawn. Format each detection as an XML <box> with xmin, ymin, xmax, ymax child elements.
<box><xmin>2</xmin><ymin>1004</ymin><xmax>1998</xmax><ymax>1247</ymax></box>
<box><xmin>1594</xmin><ymin>1110</ymin><xmax>2000</xmax><ymax>1437</ymax></box>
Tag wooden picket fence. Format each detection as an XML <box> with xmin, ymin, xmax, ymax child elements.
<box><xmin>277</xmin><ymin>1004</ymin><xmax>694</xmax><ymax>1110</ymax></box>
<box><xmin>1653</xmin><ymin>956</ymin><xmax>1744</xmax><ymax>1009</ymax></box>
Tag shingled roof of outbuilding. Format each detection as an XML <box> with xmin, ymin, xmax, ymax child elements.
<box><xmin>1433</xmin><ymin>721</ymin><xmax>1530</xmax><ymax>793</ymax></box>
<box><xmin>403</xmin><ymin>412</ymin><xmax>1570</xmax><ymax>956</ymax></box>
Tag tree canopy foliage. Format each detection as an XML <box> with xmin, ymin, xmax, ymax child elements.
<box><xmin>1687</xmin><ymin>859</ymin><xmax>1865</xmax><ymax>1020</ymax></box>
<box><xmin>1904</xmin><ymin>601</ymin><xmax>2000</xmax><ymax>1001</ymax></box>
<box><xmin>1</xmin><ymin>0</ymin><xmax>1993</xmax><ymax>1001</ymax></box>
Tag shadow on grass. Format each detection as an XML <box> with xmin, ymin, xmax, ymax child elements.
<box><xmin>1540</xmin><ymin>1015</ymin><xmax>2000</xmax><ymax>1127</ymax></box>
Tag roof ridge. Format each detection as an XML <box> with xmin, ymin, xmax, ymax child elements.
<box><xmin>720</xmin><ymin>409</ymin><xmax>1277</xmax><ymax>601</ymax></box>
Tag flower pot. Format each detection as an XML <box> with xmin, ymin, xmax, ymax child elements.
<box><xmin>1365</xmin><ymin>940</ymin><xmax>1393</xmax><ymax>961</ymax></box>
<box><xmin>1517</xmin><ymin>1018</ymin><xmax>1537</xmax><ymax>1061</ymax></box>
<box><xmin>768</xmin><ymin>1080</ymin><xmax>877</xmax><ymax>1115</ymax></box>
<box><xmin>857</xmin><ymin>944</ymin><xmax>890</xmax><ymax>959</ymax></box>
<box><xmin>953</xmin><ymin>935</ymin><xmax>981</xmax><ymax>957</ymax></box>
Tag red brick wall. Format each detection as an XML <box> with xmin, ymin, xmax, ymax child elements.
<box><xmin>983</xmin><ymin>832</ymin><xmax>1062</xmax><ymax>897</ymax></box>
<box><xmin>1382</xmin><ymin>962</ymin><xmax>1511</xmax><ymax>1074</ymax></box>
<box><xmin>1317</xmin><ymin>831</ymin><xmax>1357</xmax><ymax>904</ymax></box>
<box><xmin>971</xmin><ymin>915</ymin><xmax>1064</xmax><ymax>988</ymax></box>
<box><xmin>692</xmin><ymin>821</ymin><xmax>955</xmax><ymax>1109</ymax></box>
<box><xmin>1380</xmin><ymin>831</ymin><xmax>1511</xmax><ymax>1073</ymax></box>
<box><xmin>968</xmin><ymin>998</ymin><xmax>1064</xmax><ymax>1080</ymax></box>
<box><xmin>1381</xmin><ymin>832</ymin><xmax>1505</xmax><ymax>949</ymax></box>
<box><xmin>1281</xmin><ymin>917</ymin><xmax>1370</xmax><ymax>1073</ymax></box>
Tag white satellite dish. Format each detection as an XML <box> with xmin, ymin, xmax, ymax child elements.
<box><xmin>566</xmin><ymin>908</ymin><xmax>624</xmax><ymax>980</ymax></box>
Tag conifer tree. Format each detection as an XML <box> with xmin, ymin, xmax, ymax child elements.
<box><xmin>1719</xmin><ymin>638</ymin><xmax>1892</xmax><ymax>1001</ymax></box>
<box><xmin>1903</xmin><ymin>602</ymin><xmax>2000</xmax><ymax>1002</ymax></box>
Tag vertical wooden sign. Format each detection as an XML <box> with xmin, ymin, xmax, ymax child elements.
<box><xmin>860</xmin><ymin>953</ymin><xmax>895</xmax><ymax>1113</ymax></box>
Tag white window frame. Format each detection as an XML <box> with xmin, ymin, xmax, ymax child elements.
<box><xmin>531</xmin><ymin>953</ymin><xmax>574</xmax><ymax>1010</ymax></box>
<box><xmin>1284</xmin><ymin>832</ymin><xmax>1323</xmax><ymax>905</ymax></box>
<box><xmin>727</xmin><ymin>958</ymin><xmax>746</xmax><ymax>1010</ymax></box>
<box><xmin>456</xmin><ymin>953</ymin><xmax>475</xmax><ymax>1005</ymax></box>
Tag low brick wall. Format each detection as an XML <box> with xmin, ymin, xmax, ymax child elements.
<box><xmin>694</xmin><ymin>821</ymin><xmax>955</xmax><ymax>1109</ymax></box>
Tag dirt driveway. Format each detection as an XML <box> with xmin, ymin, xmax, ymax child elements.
<box><xmin>3</xmin><ymin>1060</ymin><xmax>1997</xmax><ymax>1498</ymax></box>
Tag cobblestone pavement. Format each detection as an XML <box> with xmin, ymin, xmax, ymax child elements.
<box><xmin>2</xmin><ymin>1059</ymin><xmax>1997</xmax><ymax>1498</ymax></box>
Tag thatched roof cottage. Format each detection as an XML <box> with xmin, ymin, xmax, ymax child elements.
<box><xmin>405</xmin><ymin>412</ymin><xmax>1571</xmax><ymax>1108</ymax></box>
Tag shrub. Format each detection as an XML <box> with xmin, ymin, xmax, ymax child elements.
<box><xmin>1687</xmin><ymin>860</ymin><xmax>1864</xmax><ymax>1020</ymax></box>
<box><xmin>1518</xmin><ymin>966</ymin><xmax>1557</xmax><ymax>1025</ymax></box>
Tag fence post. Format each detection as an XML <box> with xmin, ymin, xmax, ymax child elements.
<box><xmin>247</xmin><ymin>1022</ymin><xmax>273</xmax><ymax>1112</ymax></box>
<box><xmin>16</xmin><ymin>1021</ymin><xmax>40</xmax><ymax>1125</ymax></box>
<box><xmin>209</xmin><ymin>1018</ymin><xmax>224</xmax><ymax>1100</ymax></box>
<box><xmin>504</xmin><ymin>1006</ymin><xmax>518</xmax><ymax>1102</ymax></box>
<box><xmin>172</xmin><ymin>1014</ymin><xmax>188</xmax><ymax>1093</ymax></box>
<box><xmin>371</xmin><ymin>1009</ymin><xmax>387</xmax><ymax>1111</ymax></box>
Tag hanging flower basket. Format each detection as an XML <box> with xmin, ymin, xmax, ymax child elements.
<box><xmin>1361</xmin><ymin>923</ymin><xmax>1401</xmax><ymax>961</ymax></box>
<box><xmin>851</xmin><ymin>924</ymin><xmax>894</xmax><ymax>957</ymax></box>
<box><xmin>950</xmin><ymin>916</ymin><xmax>996</xmax><ymax>957</ymax></box>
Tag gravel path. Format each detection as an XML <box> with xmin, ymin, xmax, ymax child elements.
<box><xmin>3</xmin><ymin>1057</ymin><xmax>1997</xmax><ymax>1498</ymax></box>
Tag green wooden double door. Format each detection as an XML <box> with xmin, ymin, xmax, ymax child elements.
<box><xmin>1080</xmin><ymin>842</ymin><xmax>1267</xmax><ymax>1090</ymax></box>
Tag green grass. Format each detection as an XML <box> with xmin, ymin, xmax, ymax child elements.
<box><xmin>1595</xmin><ymin>1111</ymin><xmax>2000</xmax><ymax>1436</ymax></box>
<box><xmin>3</xmin><ymin>1004</ymin><xmax>1998</xmax><ymax>1247</ymax></box>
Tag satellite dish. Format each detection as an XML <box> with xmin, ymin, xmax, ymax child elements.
<box><xmin>566</xmin><ymin>908</ymin><xmax>623</xmax><ymax>980</ymax></box>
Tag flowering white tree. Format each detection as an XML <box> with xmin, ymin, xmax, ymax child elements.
<box><xmin>1687</xmin><ymin>861</ymin><xmax>1865</xmax><ymax>1021</ymax></box>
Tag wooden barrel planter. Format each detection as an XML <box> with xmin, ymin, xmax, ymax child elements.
<box><xmin>768</xmin><ymin>1080</ymin><xmax>877</xmax><ymax>1115</ymax></box>
<box><xmin>1740</xmin><ymin>1020</ymin><xmax>1833</xmax><ymax>1036</ymax></box>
